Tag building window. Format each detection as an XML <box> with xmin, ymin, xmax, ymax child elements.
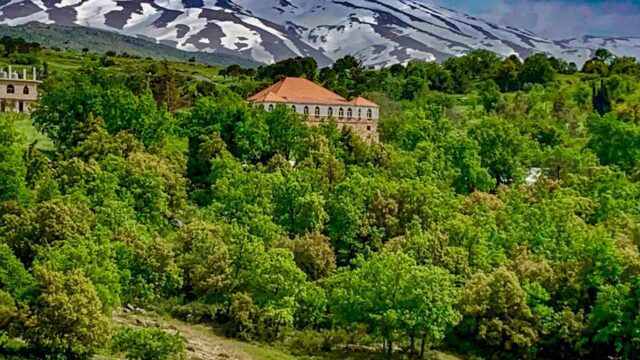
<box><xmin>304</xmin><ymin>106</ymin><xmax>309</xmax><ymax>115</ymax></box>
<box><xmin>358</xmin><ymin>109</ymin><xmax>362</xmax><ymax>118</ymax></box>
<box><xmin>23</xmin><ymin>86</ymin><xmax>29</xmax><ymax>95</ymax></box>
<box><xmin>328</xmin><ymin>107</ymin><xmax>333</xmax><ymax>117</ymax></box>
<box><xmin>268</xmin><ymin>104</ymin><xmax>274</xmax><ymax>112</ymax></box>
<box><xmin>367</xmin><ymin>126</ymin><xmax>371</xmax><ymax>131</ymax></box>
<box><xmin>18</xmin><ymin>101</ymin><xmax>24</xmax><ymax>113</ymax></box>
<box><xmin>7</xmin><ymin>85</ymin><xmax>14</xmax><ymax>94</ymax></box>
<box><xmin>315</xmin><ymin>106</ymin><xmax>320</xmax><ymax>116</ymax></box>
<box><xmin>367</xmin><ymin>109</ymin><xmax>373</xmax><ymax>119</ymax></box>
<box><xmin>347</xmin><ymin>108</ymin><xmax>353</xmax><ymax>118</ymax></box>
<box><xmin>339</xmin><ymin>108</ymin><xmax>344</xmax><ymax>117</ymax></box>
<box><xmin>291</xmin><ymin>105</ymin><xmax>296</xmax><ymax>112</ymax></box>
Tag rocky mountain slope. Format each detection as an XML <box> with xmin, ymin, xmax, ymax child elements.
<box><xmin>0</xmin><ymin>22</ymin><xmax>261</xmax><ymax>67</ymax></box>
<box><xmin>1</xmin><ymin>0</ymin><xmax>639</xmax><ymax>66</ymax></box>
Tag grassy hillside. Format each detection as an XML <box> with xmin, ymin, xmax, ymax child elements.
<box><xmin>0</xmin><ymin>22</ymin><xmax>261</xmax><ymax>68</ymax></box>
<box><xmin>5</xmin><ymin>48</ymin><xmax>224</xmax><ymax>79</ymax></box>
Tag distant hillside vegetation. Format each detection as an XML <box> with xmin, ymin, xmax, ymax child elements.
<box><xmin>0</xmin><ymin>22</ymin><xmax>261</xmax><ymax>68</ymax></box>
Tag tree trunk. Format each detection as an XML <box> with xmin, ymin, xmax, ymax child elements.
<box><xmin>410</xmin><ymin>335</ymin><xmax>416</xmax><ymax>358</ymax></box>
<box><xmin>419</xmin><ymin>334</ymin><xmax>427</xmax><ymax>359</ymax></box>
<box><xmin>387</xmin><ymin>339</ymin><xmax>393</xmax><ymax>357</ymax></box>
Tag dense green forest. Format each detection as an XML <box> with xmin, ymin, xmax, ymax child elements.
<box><xmin>2</xmin><ymin>40</ymin><xmax>640</xmax><ymax>359</ymax></box>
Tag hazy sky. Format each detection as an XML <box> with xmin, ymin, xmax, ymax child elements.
<box><xmin>433</xmin><ymin>0</ymin><xmax>640</xmax><ymax>39</ymax></box>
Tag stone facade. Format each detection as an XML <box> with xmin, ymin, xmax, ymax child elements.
<box><xmin>258</xmin><ymin>102</ymin><xmax>379</xmax><ymax>140</ymax></box>
<box><xmin>0</xmin><ymin>66</ymin><xmax>40</xmax><ymax>113</ymax></box>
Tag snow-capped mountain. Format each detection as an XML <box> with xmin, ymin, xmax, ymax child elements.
<box><xmin>2</xmin><ymin>0</ymin><xmax>640</xmax><ymax>66</ymax></box>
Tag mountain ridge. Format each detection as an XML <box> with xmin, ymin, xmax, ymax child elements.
<box><xmin>1</xmin><ymin>0</ymin><xmax>639</xmax><ymax>66</ymax></box>
<box><xmin>0</xmin><ymin>22</ymin><xmax>262</xmax><ymax>67</ymax></box>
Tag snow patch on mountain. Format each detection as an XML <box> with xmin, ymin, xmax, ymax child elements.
<box><xmin>0</xmin><ymin>0</ymin><xmax>638</xmax><ymax>66</ymax></box>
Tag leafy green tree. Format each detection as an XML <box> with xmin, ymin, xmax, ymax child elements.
<box><xmin>582</xmin><ymin>58</ymin><xmax>609</xmax><ymax>76</ymax></box>
<box><xmin>34</xmin><ymin>67</ymin><xmax>171</xmax><ymax>149</ymax></box>
<box><xmin>445</xmin><ymin>135</ymin><xmax>496</xmax><ymax>194</ymax></box>
<box><xmin>263</xmin><ymin>104</ymin><xmax>309</xmax><ymax>159</ymax></box>
<box><xmin>36</xmin><ymin>236</ymin><xmax>122</xmax><ymax>309</ymax></box>
<box><xmin>495</xmin><ymin>55</ymin><xmax>522</xmax><ymax>92</ymax></box>
<box><xmin>2</xmin><ymin>197</ymin><xmax>95</xmax><ymax>266</ymax></box>
<box><xmin>595</xmin><ymin>48</ymin><xmax>614</xmax><ymax>63</ymax></box>
<box><xmin>479</xmin><ymin>80</ymin><xmax>502</xmax><ymax>113</ymax></box>
<box><xmin>233</xmin><ymin>242</ymin><xmax>310</xmax><ymax>339</ymax></box>
<box><xmin>0</xmin><ymin>244</ymin><xmax>35</xmax><ymax>299</ymax></box>
<box><xmin>326</xmin><ymin>174</ymin><xmax>381</xmax><ymax>264</ymax></box>
<box><xmin>272</xmin><ymin>170</ymin><xmax>328</xmax><ymax>236</ymax></box>
<box><xmin>405</xmin><ymin>60</ymin><xmax>453</xmax><ymax>93</ymax></box>
<box><xmin>329</xmin><ymin>252</ymin><xmax>460</xmax><ymax>356</ymax></box>
<box><xmin>257</xmin><ymin>57</ymin><xmax>318</xmax><ymax>81</ymax></box>
<box><xmin>442</xmin><ymin>56</ymin><xmax>471</xmax><ymax>93</ymax></box>
<box><xmin>0</xmin><ymin>289</ymin><xmax>16</xmax><ymax>346</ymax></box>
<box><xmin>609</xmin><ymin>56</ymin><xmax>639</xmax><ymax>75</ymax></box>
<box><xmin>176</xmin><ymin>221</ymin><xmax>231</xmax><ymax>301</ymax></box>
<box><xmin>0</xmin><ymin>114</ymin><xmax>31</xmax><ymax>206</ymax></box>
<box><xmin>587</xmin><ymin>112</ymin><xmax>640</xmax><ymax>172</ymax></box>
<box><xmin>519</xmin><ymin>54</ymin><xmax>556</xmax><ymax>85</ymax></box>
<box><xmin>103</xmin><ymin>151</ymin><xmax>187</xmax><ymax>229</ymax></box>
<box><xmin>468</xmin><ymin>116</ymin><xmax>534</xmax><ymax>185</ymax></box>
<box><xmin>465</xmin><ymin>49</ymin><xmax>501</xmax><ymax>80</ymax></box>
<box><xmin>21</xmin><ymin>267</ymin><xmax>110</xmax><ymax>357</ymax></box>
<box><xmin>459</xmin><ymin>267</ymin><xmax>539</xmax><ymax>356</ymax></box>
<box><xmin>402</xmin><ymin>76</ymin><xmax>429</xmax><ymax>100</ymax></box>
<box><xmin>590</xmin><ymin>282</ymin><xmax>640</xmax><ymax>358</ymax></box>
<box><xmin>273</xmin><ymin>231</ymin><xmax>336</xmax><ymax>281</ymax></box>
<box><xmin>226</xmin><ymin>292</ymin><xmax>257</xmax><ymax>340</ymax></box>
<box><xmin>114</xmin><ymin>232</ymin><xmax>183</xmax><ymax>307</ymax></box>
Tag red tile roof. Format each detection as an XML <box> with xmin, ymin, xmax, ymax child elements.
<box><xmin>348</xmin><ymin>96</ymin><xmax>379</xmax><ymax>107</ymax></box>
<box><xmin>248</xmin><ymin>77</ymin><xmax>378</xmax><ymax>107</ymax></box>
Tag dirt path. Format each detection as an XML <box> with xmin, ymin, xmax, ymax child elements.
<box><xmin>112</xmin><ymin>309</ymin><xmax>294</xmax><ymax>360</ymax></box>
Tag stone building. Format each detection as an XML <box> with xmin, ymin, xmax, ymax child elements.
<box><xmin>248</xmin><ymin>77</ymin><xmax>379</xmax><ymax>140</ymax></box>
<box><xmin>0</xmin><ymin>66</ymin><xmax>40</xmax><ymax>113</ymax></box>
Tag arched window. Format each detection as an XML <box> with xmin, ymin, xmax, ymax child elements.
<box><xmin>23</xmin><ymin>86</ymin><xmax>29</xmax><ymax>95</ymax></box>
<box><xmin>291</xmin><ymin>105</ymin><xmax>297</xmax><ymax>112</ymax></box>
<box><xmin>7</xmin><ymin>84</ymin><xmax>14</xmax><ymax>94</ymax></box>
<box><xmin>268</xmin><ymin>104</ymin><xmax>274</xmax><ymax>112</ymax></box>
<box><xmin>347</xmin><ymin>108</ymin><xmax>353</xmax><ymax>118</ymax></box>
<box><xmin>315</xmin><ymin>106</ymin><xmax>321</xmax><ymax>116</ymax></box>
<box><xmin>303</xmin><ymin>106</ymin><xmax>309</xmax><ymax>115</ymax></box>
<box><xmin>338</xmin><ymin>108</ymin><xmax>344</xmax><ymax>117</ymax></box>
<box><xmin>367</xmin><ymin>109</ymin><xmax>373</xmax><ymax>119</ymax></box>
<box><xmin>358</xmin><ymin>109</ymin><xmax>362</xmax><ymax>119</ymax></box>
<box><xmin>328</xmin><ymin>107</ymin><xmax>333</xmax><ymax>117</ymax></box>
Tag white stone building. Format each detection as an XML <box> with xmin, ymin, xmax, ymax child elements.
<box><xmin>248</xmin><ymin>77</ymin><xmax>380</xmax><ymax>140</ymax></box>
<box><xmin>0</xmin><ymin>66</ymin><xmax>40</xmax><ymax>113</ymax></box>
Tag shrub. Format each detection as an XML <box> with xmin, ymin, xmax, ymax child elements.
<box><xmin>8</xmin><ymin>53</ymin><xmax>39</xmax><ymax>65</ymax></box>
<box><xmin>18</xmin><ymin>268</ymin><xmax>110</xmax><ymax>358</ymax></box>
<box><xmin>224</xmin><ymin>292</ymin><xmax>257</xmax><ymax>340</ymax></box>
<box><xmin>99</xmin><ymin>55</ymin><xmax>115</xmax><ymax>67</ymax></box>
<box><xmin>112</xmin><ymin>327</ymin><xmax>186</xmax><ymax>360</ymax></box>
<box><xmin>285</xmin><ymin>329</ymin><xmax>332</xmax><ymax>355</ymax></box>
<box><xmin>167</xmin><ymin>302</ymin><xmax>220</xmax><ymax>324</ymax></box>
